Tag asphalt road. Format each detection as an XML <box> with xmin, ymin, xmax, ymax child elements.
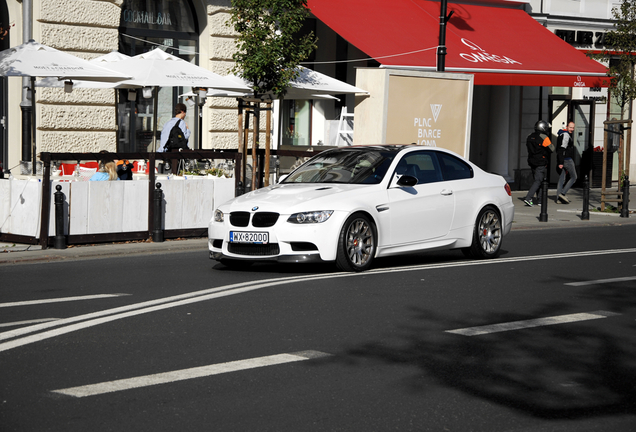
<box><xmin>1</xmin><ymin>225</ymin><xmax>636</xmax><ymax>431</ymax></box>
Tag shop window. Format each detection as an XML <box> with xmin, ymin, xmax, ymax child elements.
<box><xmin>282</xmin><ymin>100</ymin><xmax>312</xmax><ymax>147</ymax></box>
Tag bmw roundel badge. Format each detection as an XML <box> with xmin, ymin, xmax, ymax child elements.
<box><xmin>252</xmin><ymin>206</ymin><xmax>259</xmax><ymax>211</ymax></box>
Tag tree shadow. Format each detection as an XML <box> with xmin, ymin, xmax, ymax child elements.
<box><xmin>343</xmin><ymin>280</ymin><xmax>636</xmax><ymax>420</ymax></box>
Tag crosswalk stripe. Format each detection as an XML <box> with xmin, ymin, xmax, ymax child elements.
<box><xmin>52</xmin><ymin>350</ymin><xmax>330</xmax><ymax>398</ymax></box>
<box><xmin>446</xmin><ymin>311</ymin><xmax>620</xmax><ymax>336</ymax></box>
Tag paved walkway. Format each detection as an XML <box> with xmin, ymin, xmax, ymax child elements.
<box><xmin>511</xmin><ymin>187</ymin><xmax>634</xmax><ymax>230</ymax></box>
<box><xmin>1</xmin><ymin>187</ymin><xmax>633</xmax><ymax>265</ymax></box>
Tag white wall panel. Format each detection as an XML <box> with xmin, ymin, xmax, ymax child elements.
<box><xmin>8</xmin><ymin>179</ymin><xmax>42</xmax><ymax>237</ymax></box>
<box><xmin>162</xmin><ymin>180</ymin><xmax>185</xmax><ymax>230</ymax></box>
<box><xmin>87</xmin><ymin>182</ymin><xmax>125</xmax><ymax>234</ymax></box>
<box><xmin>122</xmin><ymin>181</ymin><xmax>149</xmax><ymax>232</ymax></box>
<box><xmin>69</xmin><ymin>182</ymin><xmax>89</xmax><ymax>235</ymax></box>
<box><xmin>0</xmin><ymin>180</ymin><xmax>11</xmax><ymax>234</ymax></box>
<box><xmin>182</xmin><ymin>178</ymin><xmax>215</xmax><ymax>229</ymax></box>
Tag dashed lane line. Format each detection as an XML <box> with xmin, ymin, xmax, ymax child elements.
<box><xmin>446</xmin><ymin>311</ymin><xmax>621</xmax><ymax>336</ymax></box>
<box><xmin>564</xmin><ymin>276</ymin><xmax>636</xmax><ymax>287</ymax></box>
<box><xmin>52</xmin><ymin>350</ymin><xmax>331</xmax><ymax>398</ymax></box>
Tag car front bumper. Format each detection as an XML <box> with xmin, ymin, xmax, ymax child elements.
<box><xmin>208</xmin><ymin>211</ymin><xmax>350</xmax><ymax>263</ymax></box>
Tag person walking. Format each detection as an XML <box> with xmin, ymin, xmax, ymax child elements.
<box><xmin>555</xmin><ymin>121</ymin><xmax>577</xmax><ymax>204</ymax></box>
<box><xmin>523</xmin><ymin>120</ymin><xmax>552</xmax><ymax>206</ymax></box>
<box><xmin>159</xmin><ymin>103</ymin><xmax>191</xmax><ymax>173</ymax></box>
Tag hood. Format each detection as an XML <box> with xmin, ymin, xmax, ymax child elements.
<box><xmin>221</xmin><ymin>183</ymin><xmax>371</xmax><ymax>212</ymax></box>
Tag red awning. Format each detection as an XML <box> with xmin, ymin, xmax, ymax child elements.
<box><xmin>306</xmin><ymin>0</ymin><xmax>610</xmax><ymax>87</ymax></box>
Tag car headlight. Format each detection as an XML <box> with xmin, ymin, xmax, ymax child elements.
<box><xmin>287</xmin><ymin>210</ymin><xmax>334</xmax><ymax>224</ymax></box>
<box><xmin>214</xmin><ymin>209</ymin><xmax>224</xmax><ymax>223</ymax></box>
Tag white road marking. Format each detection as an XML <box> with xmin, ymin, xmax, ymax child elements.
<box><xmin>564</xmin><ymin>276</ymin><xmax>636</xmax><ymax>286</ymax></box>
<box><xmin>2</xmin><ymin>248</ymin><xmax>636</xmax><ymax>353</ymax></box>
<box><xmin>446</xmin><ymin>311</ymin><xmax>620</xmax><ymax>336</ymax></box>
<box><xmin>0</xmin><ymin>318</ymin><xmax>60</xmax><ymax>328</ymax></box>
<box><xmin>0</xmin><ymin>294</ymin><xmax>130</xmax><ymax>308</ymax></box>
<box><xmin>52</xmin><ymin>350</ymin><xmax>330</xmax><ymax>398</ymax></box>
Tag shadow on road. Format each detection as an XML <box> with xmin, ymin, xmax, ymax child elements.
<box><xmin>341</xmin><ymin>279</ymin><xmax>636</xmax><ymax>420</ymax></box>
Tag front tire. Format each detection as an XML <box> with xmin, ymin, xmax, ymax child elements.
<box><xmin>463</xmin><ymin>206</ymin><xmax>503</xmax><ymax>259</ymax></box>
<box><xmin>336</xmin><ymin>213</ymin><xmax>377</xmax><ymax>272</ymax></box>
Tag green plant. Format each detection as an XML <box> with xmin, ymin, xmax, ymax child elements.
<box><xmin>180</xmin><ymin>170</ymin><xmax>202</xmax><ymax>176</ymax></box>
<box><xmin>205</xmin><ymin>168</ymin><xmax>229</xmax><ymax>177</ymax></box>
<box><xmin>593</xmin><ymin>204</ymin><xmax>620</xmax><ymax>213</ymax></box>
<box><xmin>588</xmin><ymin>0</ymin><xmax>636</xmax><ymax>119</ymax></box>
<box><xmin>228</xmin><ymin>0</ymin><xmax>317</xmax><ymax>99</ymax></box>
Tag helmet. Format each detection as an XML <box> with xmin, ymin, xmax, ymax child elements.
<box><xmin>534</xmin><ymin>120</ymin><xmax>551</xmax><ymax>134</ymax></box>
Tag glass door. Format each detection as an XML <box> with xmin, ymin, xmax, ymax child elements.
<box><xmin>550</xmin><ymin>98</ymin><xmax>594</xmax><ymax>186</ymax></box>
<box><xmin>573</xmin><ymin>101</ymin><xmax>594</xmax><ymax>184</ymax></box>
<box><xmin>550</xmin><ymin>98</ymin><xmax>570</xmax><ymax>185</ymax></box>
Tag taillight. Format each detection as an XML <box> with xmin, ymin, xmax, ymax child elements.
<box><xmin>504</xmin><ymin>183</ymin><xmax>512</xmax><ymax>196</ymax></box>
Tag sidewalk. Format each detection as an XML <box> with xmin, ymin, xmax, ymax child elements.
<box><xmin>0</xmin><ymin>188</ymin><xmax>633</xmax><ymax>264</ymax></box>
<box><xmin>511</xmin><ymin>187</ymin><xmax>635</xmax><ymax>230</ymax></box>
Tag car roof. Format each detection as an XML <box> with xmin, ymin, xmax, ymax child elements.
<box><xmin>321</xmin><ymin>145</ymin><xmax>452</xmax><ymax>155</ymax></box>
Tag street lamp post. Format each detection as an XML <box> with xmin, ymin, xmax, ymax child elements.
<box><xmin>437</xmin><ymin>0</ymin><xmax>453</xmax><ymax>72</ymax></box>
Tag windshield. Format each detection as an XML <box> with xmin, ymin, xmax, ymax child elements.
<box><xmin>282</xmin><ymin>149</ymin><xmax>396</xmax><ymax>184</ymax></box>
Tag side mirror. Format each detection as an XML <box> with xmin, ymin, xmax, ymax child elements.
<box><xmin>397</xmin><ymin>175</ymin><xmax>418</xmax><ymax>187</ymax></box>
<box><xmin>277</xmin><ymin>174</ymin><xmax>289</xmax><ymax>184</ymax></box>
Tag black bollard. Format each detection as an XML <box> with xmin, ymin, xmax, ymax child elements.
<box><xmin>620</xmin><ymin>175</ymin><xmax>630</xmax><ymax>218</ymax></box>
<box><xmin>54</xmin><ymin>185</ymin><xmax>67</xmax><ymax>249</ymax></box>
<box><xmin>153</xmin><ymin>182</ymin><xmax>164</xmax><ymax>242</ymax></box>
<box><xmin>236</xmin><ymin>180</ymin><xmax>245</xmax><ymax>197</ymax></box>
<box><xmin>539</xmin><ymin>176</ymin><xmax>549</xmax><ymax>222</ymax></box>
<box><xmin>581</xmin><ymin>175</ymin><xmax>590</xmax><ymax>220</ymax></box>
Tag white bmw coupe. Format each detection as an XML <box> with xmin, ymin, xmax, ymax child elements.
<box><xmin>208</xmin><ymin>145</ymin><xmax>514</xmax><ymax>272</ymax></box>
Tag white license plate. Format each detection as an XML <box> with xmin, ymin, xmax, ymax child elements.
<box><xmin>229</xmin><ymin>231</ymin><xmax>269</xmax><ymax>244</ymax></box>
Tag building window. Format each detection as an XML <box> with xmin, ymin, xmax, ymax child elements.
<box><xmin>282</xmin><ymin>100</ymin><xmax>312</xmax><ymax>147</ymax></box>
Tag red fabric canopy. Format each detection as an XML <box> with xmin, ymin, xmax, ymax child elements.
<box><xmin>307</xmin><ymin>0</ymin><xmax>610</xmax><ymax>87</ymax></box>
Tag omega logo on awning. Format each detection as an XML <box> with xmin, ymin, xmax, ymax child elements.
<box><xmin>459</xmin><ymin>39</ymin><xmax>522</xmax><ymax>65</ymax></box>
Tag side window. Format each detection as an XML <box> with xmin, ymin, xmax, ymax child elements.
<box><xmin>437</xmin><ymin>152</ymin><xmax>474</xmax><ymax>181</ymax></box>
<box><xmin>394</xmin><ymin>151</ymin><xmax>442</xmax><ymax>184</ymax></box>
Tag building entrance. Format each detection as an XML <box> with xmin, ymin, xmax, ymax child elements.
<box><xmin>117</xmin><ymin>0</ymin><xmax>199</xmax><ymax>152</ymax></box>
<box><xmin>549</xmin><ymin>98</ymin><xmax>595</xmax><ymax>186</ymax></box>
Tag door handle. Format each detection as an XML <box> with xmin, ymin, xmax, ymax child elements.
<box><xmin>440</xmin><ymin>189</ymin><xmax>453</xmax><ymax>196</ymax></box>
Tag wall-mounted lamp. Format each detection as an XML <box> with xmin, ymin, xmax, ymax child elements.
<box><xmin>142</xmin><ymin>87</ymin><xmax>153</xmax><ymax>98</ymax></box>
<box><xmin>64</xmin><ymin>80</ymin><xmax>73</xmax><ymax>93</ymax></box>
<box><xmin>185</xmin><ymin>96</ymin><xmax>195</xmax><ymax>108</ymax></box>
<box><xmin>127</xmin><ymin>89</ymin><xmax>137</xmax><ymax>101</ymax></box>
<box><xmin>197</xmin><ymin>87</ymin><xmax>208</xmax><ymax>99</ymax></box>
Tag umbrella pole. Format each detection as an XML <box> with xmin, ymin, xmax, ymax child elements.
<box><xmin>152</xmin><ymin>87</ymin><xmax>159</xmax><ymax>152</ymax></box>
<box><xmin>31</xmin><ymin>76</ymin><xmax>36</xmax><ymax>176</ymax></box>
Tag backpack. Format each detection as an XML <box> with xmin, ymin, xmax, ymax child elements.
<box><xmin>165</xmin><ymin>119</ymin><xmax>188</xmax><ymax>151</ymax></box>
<box><xmin>526</xmin><ymin>132</ymin><xmax>549</xmax><ymax>167</ymax></box>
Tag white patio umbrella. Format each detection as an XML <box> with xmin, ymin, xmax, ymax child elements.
<box><xmin>224</xmin><ymin>66</ymin><xmax>367</xmax><ymax>100</ymax></box>
<box><xmin>37</xmin><ymin>51</ymin><xmax>132</xmax><ymax>89</ymax></box>
<box><xmin>42</xmin><ymin>48</ymin><xmax>252</xmax><ymax>151</ymax></box>
<box><xmin>0</xmin><ymin>40</ymin><xmax>131</xmax><ymax>174</ymax></box>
